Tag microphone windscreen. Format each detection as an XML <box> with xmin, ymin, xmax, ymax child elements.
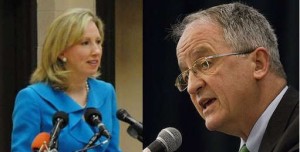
<box><xmin>84</xmin><ymin>108</ymin><xmax>102</xmax><ymax>126</ymax></box>
<box><xmin>52</xmin><ymin>111</ymin><xmax>69</xmax><ymax>128</ymax></box>
<box><xmin>116</xmin><ymin>108</ymin><xmax>128</xmax><ymax>120</ymax></box>
<box><xmin>31</xmin><ymin>132</ymin><xmax>50</xmax><ymax>150</ymax></box>
<box><xmin>158</xmin><ymin>127</ymin><xmax>182</xmax><ymax>152</ymax></box>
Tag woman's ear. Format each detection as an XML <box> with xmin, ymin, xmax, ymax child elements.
<box><xmin>58</xmin><ymin>53</ymin><xmax>67</xmax><ymax>63</ymax></box>
<box><xmin>58</xmin><ymin>56</ymin><xmax>64</xmax><ymax>61</ymax></box>
<box><xmin>252</xmin><ymin>47</ymin><xmax>270</xmax><ymax>79</ymax></box>
<box><xmin>58</xmin><ymin>52</ymin><xmax>64</xmax><ymax>60</ymax></box>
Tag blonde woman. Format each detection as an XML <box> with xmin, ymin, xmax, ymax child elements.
<box><xmin>11</xmin><ymin>8</ymin><xmax>121</xmax><ymax>152</ymax></box>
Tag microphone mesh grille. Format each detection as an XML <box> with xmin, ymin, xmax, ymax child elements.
<box><xmin>158</xmin><ymin>127</ymin><xmax>182</xmax><ymax>152</ymax></box>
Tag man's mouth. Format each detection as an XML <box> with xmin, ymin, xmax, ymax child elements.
<box><xmin>200</xmin><ymin>98</ymin><xmax>216</xmax><ymax>109</ymax></box>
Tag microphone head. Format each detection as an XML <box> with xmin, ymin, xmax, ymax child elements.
<box><xmin>52</xmin><ymin>111</ymin><xmax>69</xmax><ymax>128</ymax></box>
<box><xmin>157</xmin><ymin>127</ymin><xmax>182</xmax><ymax>152</ymax></box>
<box><xmin>116</xmin><ymin>108</ymin><xmax>131</xmax><ymax>121</ymax></box>
<box><xmin>31</xmin><ymin>132</ymin><xmax>50</xmax><ymax>150</ymax></box>
<box><xmin>84</xmin><ymin>107</ymin><xmax>102</xmax><ymax>126</ymax></box>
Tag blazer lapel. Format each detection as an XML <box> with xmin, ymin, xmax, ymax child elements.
<box><xmin>29</xmin><ymin>83</ymin><xmax>83</xmax><ymax>113</ymax></box>
<box><xmin>30</xmin><ymin>83</ymin><xmax>97</xmax><ymax>145</ymax></box>
<box><xmin>29</xmin><ymin>80</ymin><xmax>108</xmax><ymax>146</ymax></box>
<box><xmin>259</xmin><ymin>87</ymin><xmax>299</xmax><ymax>152</ymax></box>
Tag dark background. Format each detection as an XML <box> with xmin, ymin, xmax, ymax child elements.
<box><xmin>0</xmin><ymin>0</ymin><xmax>37</xmax><ymax>150</ymax></box>
<box><xmin>143</xmin><ymin>0</ymin><xmax>299</xmax><ymax>151</ymax></box>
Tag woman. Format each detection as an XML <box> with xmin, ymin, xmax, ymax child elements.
<box><xmin>11</xmin><ymin>8</ymin><xmax>121</xmax><ymax>152</ymax></box>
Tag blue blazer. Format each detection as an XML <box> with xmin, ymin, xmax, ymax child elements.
<box><xmin>11</xmin><ymin>78</ymin><xmax>122</xmax><ymax>152</ymax></box>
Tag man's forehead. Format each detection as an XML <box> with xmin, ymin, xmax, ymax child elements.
<box><xmin>176</xmin><ymin>21</ymin><xmax>200</xmax><ymax>52</ymax></box>
<box><xmin>176</xmin><ymin>20</ymin><xmax>218</xmax><ymax>53</ymax></box>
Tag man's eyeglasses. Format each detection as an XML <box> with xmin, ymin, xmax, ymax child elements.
<box><xmin>175</xmin><ymin>50</ymin><xmax>254</xmax><ymax>92</ymax></box>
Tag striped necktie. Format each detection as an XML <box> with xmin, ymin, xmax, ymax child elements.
<box><xmin>239</xmin><ymin>144</ymin><xmax>250</xmax><ymax>152</ymax></box>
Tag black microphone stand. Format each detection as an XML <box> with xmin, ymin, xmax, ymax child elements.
<box><xmin>83</xmin><ymin>132</ymin><xmax>101</xmax><ymax>151</ymax></box>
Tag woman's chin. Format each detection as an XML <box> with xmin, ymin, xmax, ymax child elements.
<box><xmin>86</xmin><ymin>70</ymin><xmax>98</xmax><ymax>76</ymax></box>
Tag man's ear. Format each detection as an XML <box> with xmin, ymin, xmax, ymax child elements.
<box><xmin>252</xmin><ymin>47</ymin><xmax>270</xmax><ymax>79</ymax></box>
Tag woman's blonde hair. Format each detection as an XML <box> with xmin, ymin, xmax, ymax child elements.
<box><xmin>30</xmin><ymin>8</ymin><xmax>104</xmax><ymax>90</ymax></box>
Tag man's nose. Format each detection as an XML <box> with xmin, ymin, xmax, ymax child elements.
<box><xmin>187</xmin><ymin>72</ymin><xmax>205</xmax><ymax>95</ymax></box>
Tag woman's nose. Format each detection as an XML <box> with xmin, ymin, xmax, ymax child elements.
<box><xmin>92</xmin><ymin>43</ymin><xmax>102</xmax><ymax>55</ymax></box>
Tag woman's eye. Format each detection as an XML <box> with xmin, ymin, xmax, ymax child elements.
<box><xmin>96</xmin><ymin>40</ymin><xmax>101</xmax><ymax>45</ymax></box>
<box><xmin>81</xmin><ymin>41</ymin><xmax>89</xmax><ymax>45</ymax></box>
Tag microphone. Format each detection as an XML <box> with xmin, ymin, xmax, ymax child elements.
<box><xmin>143</xmin><ymin>127</ymin><xmax>182</xmax><ymax>152</ymax></box>
<box><xmin>31</xmin><ymin>132</ymin><xmax>50</xmax><ymax>152</ymax></box>
<box><xmin>48</xmin><ymin>111</ymin><xmax>69</xmax><ymax>150</ymax></box>
<box><xmin>116</xmin><ymin>108</ymin><xmax>143</xmax><ymax>142</ymax></box>
<box><xmin>83</xmin><ymin>108</ymin><xmax>111</xmax><ymax>149</ymax></box>
<box><xmin>127</xmin><ymin>125</ymin><xmax>143</xmax><ymax>142</ymax></box>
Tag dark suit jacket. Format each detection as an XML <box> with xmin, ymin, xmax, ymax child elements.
<box><xmin>259</xmin><ymin>87</ymin><xmax>299</xmax><ymax>152</ymax></box>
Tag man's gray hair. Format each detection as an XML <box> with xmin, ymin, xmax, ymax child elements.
<box><xmin>172</xmin><ymin>2</ymin><xmax>286</xmax><ymax>78</ymax></box>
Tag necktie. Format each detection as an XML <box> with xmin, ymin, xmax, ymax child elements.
<box><xmin>239</xmin><ymin>144</ymin><xmax>250</xmax><ymax>152</ymax></box>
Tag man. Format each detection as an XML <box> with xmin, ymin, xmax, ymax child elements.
<box><xmin>172</xmin><ymin>2</ymin><xmax>298</xmax><ymax>152</ymax></box>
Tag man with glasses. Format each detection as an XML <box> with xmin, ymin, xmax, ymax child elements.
<box><xmin>172</xmin><ymin>2</ymin><xmax>298</xmax><ymax>152</ymax></box>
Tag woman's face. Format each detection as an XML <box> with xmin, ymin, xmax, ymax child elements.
<box><xmin>60</xmin><ymin>21</ymin><xmax>102</xmax><ymax>79</ymax></box>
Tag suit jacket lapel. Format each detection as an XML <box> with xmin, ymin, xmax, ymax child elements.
<box><xmin>29</xmin><ymin>82</ymin><xmax>83</xmax><ymax>113</ymax></box>
<box><xmin>29</xmin><ymin>82</ymin><xmax>98</xmax><ymax>145</ymax></box>
<box><xmin>259</xmin><ymin>87</ymin><xmax>299</xmax><ymax>152</ymax></box>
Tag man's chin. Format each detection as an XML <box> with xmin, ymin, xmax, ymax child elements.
<box><xmin>205</xmin><ymin>125</ymin><xmax>216</xmax><ymax>131</ymax></box>
<box><xmin>205</xmin><ymin>118</ymin><xmax>220</xmax><ymax>131</ymax></box>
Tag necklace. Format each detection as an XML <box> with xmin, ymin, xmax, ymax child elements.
<box><xmin>80</xmin><ymin>81</ymin><xmax>89</xmax><ymax>108</ymax></box>
<box><xmin>62</xmin><ymin>81</ymin><xmax>89</xmax><ymax>108</ymax></box>
<box><xmin>86</xmin><ymin>81</ymin><xmax>89</xmax><ymax>93</ymax></box>
<box><xmin>85</xmin><ymin>81</ymin><xmax>89</xmax><ymax>102</ymax></box>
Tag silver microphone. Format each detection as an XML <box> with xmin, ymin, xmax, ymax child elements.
<box><xmin>143</xmin><ymin>127</ymin><xmax>182</xmax><ymax>152</ymax></box>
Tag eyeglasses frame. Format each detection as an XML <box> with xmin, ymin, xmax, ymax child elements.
<box><xmin>175</xmin><ymin>49</ymin><xmax>254</xmax><ymax>92</ymax></box>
